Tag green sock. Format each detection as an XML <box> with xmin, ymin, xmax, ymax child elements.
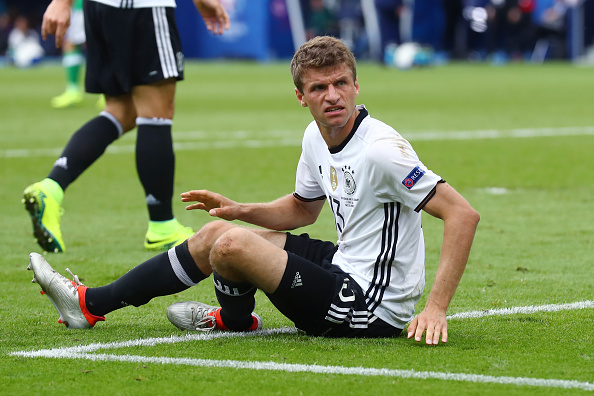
<box><xmin>62</xmin><ymin>48</ymin><xmax>84</xmax><ymax>91</ymax></box>
<box><xmin>40</xmin><ymin>178</ymin><xmax>64</xmax><ymax>205</ymax></box>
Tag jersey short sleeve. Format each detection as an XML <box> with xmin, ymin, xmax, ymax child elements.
<box><xmin>294</xmin><ymin>151</ymin><xmax>325</xmax><ymax>201</ymax></box>
<box><xmin>366</xmin><ymin>135</ymin><xmax>441</xmax><ymax>211</ymax></box>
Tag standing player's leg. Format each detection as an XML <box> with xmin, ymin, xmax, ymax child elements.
<box><xmin>23</xmin><ymin>96</ymin><xmax>136</xmax><ymax>253</ymax></box>
<box><xmin>132</xmin><ymin>80</ymin><xmax>193</xmax><ymax>251</ymax></box>
<box><xmin>51</xmin><ymin>4</ymin><xmax>86</xmax><ymax>109</ymax></box>
<box><xmin>50</xmin><ymin>39</ymin><xmax>84</xmax><ymax>108</ymax></box>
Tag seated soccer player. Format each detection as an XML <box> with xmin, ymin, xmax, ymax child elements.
<box><xmin>28</xmin><ymin>36</ymin><xmax>479</xmax><ymax>343</ymax></box>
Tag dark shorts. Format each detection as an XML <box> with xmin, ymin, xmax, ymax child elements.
<box><xmin>84</xmin><ymin>2</ymin><xmax>184</xmax><ymax>96</ymax></box>
<box><xmin>267</xmin><ymin>233</ymin><xmax>402</xmax><ymax>338</ymax></box>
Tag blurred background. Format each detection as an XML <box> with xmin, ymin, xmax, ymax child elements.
<box><xmin>1</xmin><ymin>0</ymin><xmax>593</xmax><ymax>69</ymax></box>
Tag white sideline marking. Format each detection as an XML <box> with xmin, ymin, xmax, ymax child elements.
<box><xmin>447</xmin><ymin>300</ymin><xmax>594</xmax><ymax>320</ymax></box>
<box><xmin>2</xmin><ymin>126</ymin><xmax>594</xmax><ymax>158</ymax></box>
<box><xmin>9</xmin><ymin>301</ymin><xmax>594</xmax><ymax>391</ymax></box>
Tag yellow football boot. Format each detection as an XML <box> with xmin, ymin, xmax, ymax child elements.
<box><xmin>144</xmin><ymin>219</ymin><xmax>193</xmax><ymax>251</ymax></box>
<box><xmin>22</xmin><ymin>182</ymin><xmax>65</xmax><ymax>253</ymax></box>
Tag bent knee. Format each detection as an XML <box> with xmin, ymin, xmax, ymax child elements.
<box><xmin>210</xmin><ymin>228</ymin><xmax>251</xmax><ymax>267</ymax></box>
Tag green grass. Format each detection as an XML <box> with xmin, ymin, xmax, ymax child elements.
<box><xmin>1</xmin><ymin>61</ymin><xmax>593</xmax><ymax>395</ymax></box>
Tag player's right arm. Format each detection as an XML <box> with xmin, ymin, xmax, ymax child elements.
<box><xmin>181</xmin><ymin>190</ymin><xmax>324</xmax><ymax>230</ymax></box>
<box><xmin>41</xmin><ymin>0</ymin><xmax>73</xmax><ymax>48</ymax></box>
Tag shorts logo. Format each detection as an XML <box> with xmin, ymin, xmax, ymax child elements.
<box><xmin>291</xmin><ymin>272</ymin><xmax>303</xmax><ymax>288</ymax></box>
<box><xmin>402</xmin><ymin>165</ymin><xmax>425</xmax><ymax>189</ymax></box>
<box><xmin>176</xmin><ymin>52</ymin><xmax>184</xmax><ymax>73</ymax></box>
<box><xmin>338</xmin><ymin>280</ymin><xmax>355</xmax><ymax>302</ymax></box>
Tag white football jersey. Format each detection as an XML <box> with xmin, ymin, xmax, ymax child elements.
<box><xmin>89</xmin><ymin>0</ymin><xmax>176</xmax><ymax>8</ymax></box>
<box><xmin>294</xmin><ymin>105</ymin><xmax>442</xmax><ymax>328</ymax></box>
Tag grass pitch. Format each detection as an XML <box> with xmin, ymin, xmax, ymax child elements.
<box><xmin>1</xmin><ymin>60</ymin><xmax>593</xmax><ymax>395</ymax></box>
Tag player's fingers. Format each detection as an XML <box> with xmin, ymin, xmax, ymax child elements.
<box><xmin>425</xmin><ymin>323</ymin><xmax>434</xmax><ymax>345</ymax></box>
<box><xmin>203</xmin><ymin>18</ymin><xmax>213</xmax><ymax>32</ymax></box>
<box><xmin>407</xmin><ymin>317</ymin><xmax>418</xmax><ymax>339</ymax></box>
<box><xmin>441</xmin><ymin>325</ymin><xmax>448</xmax><ymax>344</ymax></box>
<box><xmin>414</xmin><ymin>317</ymin><xmax>426</xmax><ymax>342</ymax></box>
<box><xmin>185</xmin><ymin>203</ymin><xmax>205</xmax><ymax>211</ymax></box>
<box><xmin>432</xmin><ymin>323</ymin><xmax>442</xmax><ymax>345</ymax></box>
<box><xmin>41</xmin><ymin>19</ymin><xmax>51</xmax><ymax>40</ymax></box>
<box><xmin>218</xmin><ymin>8</ymin><xmax>230</xmax><ymax>31</ymax></box>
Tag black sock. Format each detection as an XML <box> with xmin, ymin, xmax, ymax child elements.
<box><xmin>213</xmin><ymin>271</ymin><xmax>257</xmax><ymax>331</ymax></box>
<box><xmin>85</xmin><ymin>241</ymin><xmax>206</xmax><ymax>316</ymax></box>
<box><xmin>48</xmin><ymin>112</ymin><xmax>121</xmax><ymax>191</ymax></box>
<box><xmin>135</xmin><ymin>119</ymin><xmax>174</xmax><ymax>221</ymax></box>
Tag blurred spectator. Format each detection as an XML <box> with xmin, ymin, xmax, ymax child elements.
<box><xmin>7</xmin><ymin>14</ymin><xmax>43</xmax><ymax>67</ymax></box>
<box><xmin>532</xmin><ymin>0</ymin><xmax>569</xmax><ymax>60</ymax></box>
<box><xmin>441</xmin><ymin>0</ymin><xmax>465</xmax><ymax>59</ymax></box>
<box><xmin>305</xmin><ymin>0</ymin><xmax>339</xmax><ymax>39</ymax></box>
<box><xmin>0</xmin><ymin>0</ymin><xmax>8</xmax><ymax>56</ymax></box>
<box><xmin>375</xmin><ymin>0</ymin><xmax>404</xmax><ymax>62</ymax></box>
<box><xmin>411</xmin><ymin>0</ymin><xmax>444</xmax><ymax>53</ymax></box>
<box><xmin>505</xmin><ymin>0</ymin><xmax>536</xmax><ymax>59</ymax></box>
<box><xmin>338</xmin><ymin>0</ymin><xmax>366</xmax><ymax>56</ymax></box>
<box><xmin>486</xmin><ymin>0</ymin><xmax>536</xmax><ymax>62</ymax></box>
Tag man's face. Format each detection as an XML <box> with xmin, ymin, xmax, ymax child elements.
<box><xmin>295</xmin><ymin>64</ymin><xmax>359</xmax><ymax>133</ymax></box>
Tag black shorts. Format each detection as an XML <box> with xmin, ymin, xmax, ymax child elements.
<box><xmin>267</xmin><ymin>233</ymin><xmax>402</xmax><ymax>338</ymax></box>
<box><xmin>84</xmin><ymin>2</ymin><xmax>184</xmax><ymax>96</ymax></box>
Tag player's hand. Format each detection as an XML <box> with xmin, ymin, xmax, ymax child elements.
<box><xmin>41</xmin><ymin>0</ymin><xmax>72</xmax><ymax>48</ymax></box>
<box><xmin>181</xmin><ymin>190</ymin><xmax>240</xmax><ymax>220</ymax></box>
<box><xmin>193</xmin><ymin>0</ymin><xmax>230</xmax><ymax>35</ymax></box>
<box><xmin>406</xmin><ymin>305</ymin><xmax>448</xmax><ymax>345</ymax></box>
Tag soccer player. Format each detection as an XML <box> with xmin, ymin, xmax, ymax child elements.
<box><xmin>28</xmin><ymin>36</ymin><xmax>479</xmax><ymax>344</ymax></box>
<box><xmin>23</xmin><ymin>0</ymin><xmax>229</xmax><ymax>253</ymax></box>
<box><xmin>50</xmin><ymin>0</ymin><xmax>85</xmax><ymax>109</ymax></box>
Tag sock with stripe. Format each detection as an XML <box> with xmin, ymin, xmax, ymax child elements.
<box><xmin>135</xmin><ymin>118</ymin><xmax>175</xmax><ymax>221</ymax></box>
<box><xmin>213</xmin><ymin>271</ymin><xmax>259</xmax><ymax>331</ymax></box>
<box><xmin>84</xmin><ymin>241</ymin><xmax>206</xmax><ymax>316</ymax></box>
<box><xmin>47</xmin><ymin>112</ymin><xmax>122</xmax><ymax>192</ymax></box>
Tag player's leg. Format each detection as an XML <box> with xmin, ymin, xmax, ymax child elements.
<box><xmin>181</xmin><ymin>228</ymin><xmax>342</xmax><ymax>333</ymax></box>
<box><xmin>50</xmin><ymin>40</ymin><xmax>84</xmax><ymax>109</ymax></box>
<box><xmin>23</xmin><ymin>1</ymin><xmax>138</xmax><ymax>253</ymax></box>
<box><xmin>202</xmin><ymin>231</ymin><xmax>401</xmax><ymax>337</ymax></box>
<box><xmin>23</xmin><ymin>95</ymin><xmax>135</xmax><ymax>252</ymax></box>
<box><xmin>27</xmin><ymin>220</ymin><xmax>248</xmax><ymax>329</ymax></box>
<box><xmin>51</xmin><ymin>6</ymin><xmax>86</xmax><ymax>109</ymax></box>
<box><xmin>167</xmin><ymin>223</ymin><xmax>287</xmax><ymax>331</ymax></box>
<box><xmin>22</xmin><ymin>95</ymin><xmax>135</xmax><ymax>253</ymax></box>
<box><xmin>27</xmin><ymin>238</ymin><xmax>209</xmax><ymax>328</ymax></box>
<box><xmin>130</xmin><ymin>80</ymin><xmax>191</xmax><ymax>251</ymax></box>
<box><xmin>125</xmin><ymin>6</ymin><xmax>190</xmax><ymax>251</ymax></box>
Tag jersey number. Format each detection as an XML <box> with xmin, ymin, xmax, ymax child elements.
<box><xmin>329</xmin><ymin>197</ymin><xmax>345</xmax><ymax>233</ymax></box>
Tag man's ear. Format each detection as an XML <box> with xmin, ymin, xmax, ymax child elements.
<box><xmin>295</xmin><ymin>88</ymin><xmax>308</xmax><ymax>107</ymax></box>
<box><xmin>354</xmin><ymin>77</ymin><xmax>360</xmax><ymax>98</ymax></box>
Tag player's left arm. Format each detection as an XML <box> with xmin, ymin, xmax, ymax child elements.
<box><xmin>407</xmin><ymin>182</ymin><xmax>480</xmax><ymax>345</ymax></box>
<box><xmin>41</xmin><ymin>0</ymin><xmax>73</xmax><ymax>47</ymax></box>
<box><xmin>192</xmin><ymin>0</ymin><xmax>230</xmax><ymax>35</ymax></box>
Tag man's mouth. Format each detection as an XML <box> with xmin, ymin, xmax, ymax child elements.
<box><xmin>325</xmin><ymin>106</ymin><xmax>343</xmax><ymax>113</ymax></box>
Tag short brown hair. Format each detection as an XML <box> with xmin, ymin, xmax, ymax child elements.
<box><xmin>290</xmin><ymin>36</ymin><xmax>357</xmax><ymax>93</ymax></box>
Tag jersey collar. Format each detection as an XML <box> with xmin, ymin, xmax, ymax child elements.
<box><xmin>328</xmin><ymin>105</ymin><xmax>369</xmax><ymax>154</ymax></box>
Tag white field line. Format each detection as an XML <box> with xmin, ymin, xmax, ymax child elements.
<box><xmin>9</xmin><ymin>301</ymin><xmax>594</xmax><ymax>391</ymax></box>
<box><xmin>2</xmin><ymin>126</ymin><xmax>594</xmax><ymax>159</ymax></box>
<box><xmin>447</xmin><ymin>300</ymin><xmax>594</xmax><ymax>320</ymax></box>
